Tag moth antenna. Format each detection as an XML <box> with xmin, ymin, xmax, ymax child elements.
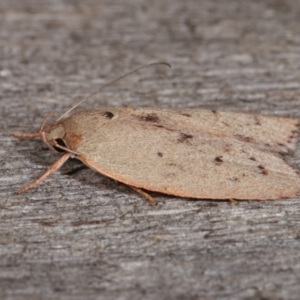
<box><xmin>55</xmin><ymin>62</ymin><xmax>171</xmax><ymax>122</ymax></box>
<box><xmin>40</xmin><ymin>111</ymin><xmax>52</xmax><ymax>131</ymax></box>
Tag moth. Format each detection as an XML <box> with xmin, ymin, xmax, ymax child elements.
<box><xmin>12</xmin><ymin>63</ymin><xmax>300</xmax><ymax>204</ymax></box>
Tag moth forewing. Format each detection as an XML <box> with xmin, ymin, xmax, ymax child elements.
<box><xmin>43</xmin><ymin>107</ymin><xmax>300</xmax><ymax>200</ymax></box>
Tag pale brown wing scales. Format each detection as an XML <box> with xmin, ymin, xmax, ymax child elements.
<box><xmin>62</xmin><ymin>108</ymin><xmax>300</xmax><ymax>200</ymax></box>
<box><xmin>127</xmin><ymin>108</ymin><xmax>300</xmax><ymax>153</ymax></box>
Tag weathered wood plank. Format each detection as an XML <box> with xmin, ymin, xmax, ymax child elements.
<box><xmin>1</xmin><ymin>0</ymin><xmax>300</xmax><ymax>299</ymax></box>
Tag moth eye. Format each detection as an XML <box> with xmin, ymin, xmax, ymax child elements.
<box><xmin>53</xmin><ymin>138</ymin><xmax>67</xmax><ymax>152</ymax></box>
<box><xmin>102</xmin><ymin>111</ymin><xmax>114</xmax><ymax>119</ymax></box>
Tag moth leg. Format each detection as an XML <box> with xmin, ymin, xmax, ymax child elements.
<box><xmin>18</xmin><ymin>153</ymin><xmax>72</xmax><ymax>194</ymax></box>
<box><xmin>131</xmin><ymin>187</ymin><xmax>158</xmax><ymax>205</ymax></box>
<box><xmin>11</xmin><ymin>132</ymin><xmax>40</xmax><ymax>138</ymax></box>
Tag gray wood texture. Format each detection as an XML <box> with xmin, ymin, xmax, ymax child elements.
<box><xmin>1</xmin><ymin>0</ymin><xmax>300</xmax><ymax>299</ymax></box>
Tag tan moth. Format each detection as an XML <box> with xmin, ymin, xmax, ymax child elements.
<box><xmin>12</xmin><ymin>63</ymin><xmax>300</xmax><ymax>204</ymax></box>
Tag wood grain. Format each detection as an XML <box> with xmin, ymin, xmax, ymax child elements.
<box><xmin>1</xmin><ymin>0</ymin><xmax>300</xmax><ymax>299</ymax></box>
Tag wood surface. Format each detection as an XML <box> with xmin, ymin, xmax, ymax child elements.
<box><xmin>1</xmin><ymin>0</ymin><xmax>300</xmax><ymax>299</ymax></box>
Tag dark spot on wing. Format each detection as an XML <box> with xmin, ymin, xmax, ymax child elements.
<box><xmin>165</xmin><ymin>162</ymin><xmax>185</xmax><ymax>172</ymax></box>
<box><xmin>167</xmin><ymin>162</ymin><xmax>177</xmax><ymax>167</ymax></box>
<box><xmin>211</xmin><ymin>110</ymin><xmax>217</xmax><ymax>114</ymax></box>
<box><xmin>234</xmin><ymin>134</ymin><xmax>254</xmax><ymax>143</ymax></box>
<box><xmin>278</xmin><ymin>151</ymin><xmax>286</xmax><ymax>156</ymax></box>
<box><xmin>258</xmin><ymin>165</ymin><xmax>268</xmax><ymax>175</ymax></box>
<box><xmin>140</xmin><ymin>113</ymin><xmax>160</xmax><ymax>122</ymax></box>
<box><xmin>181</xmin><ymin>113</ymin><xmax>192</xmax><ymax>117</ymax></box>
<box><xmin>157</xmin><ymin>152</ymin><xmax>163</xmax><ymax>157</ymax></box>
<box><xmin>228</xmin><ymin>177</ymin><xmax>239</xmax><ymax>182</ymax></box>
<box><xmin>287</xmin><ymin>129</ymin><xmax>299</xmax><ymax>143</ymax></box>
<box><xmin>178</xmin><ymin>133</ymin><xmax>193</xmax><ymax>144</ymax></box>
<box><xmin>249</xmin><ymin>157</ymin><xmax>256</xmax><ymax>161</ymax></box>
<box><xmin>153</xmin><ymin>124</ymin><xmax>176</xmax><ymax>132</ymax></box>
<box><xmin>102</xmin><ymin>111</ymin><xmax>114</xmax><ymax>119</ymax></box>
<box><xmin>214</xmin><ymin>156</ymin><xmax>223</xmax><ymax>165</ymax></box>
<box><xmin>291</xmin><ymin>129</ymin><xmax>299</xmax><ymax>136</ymax></box>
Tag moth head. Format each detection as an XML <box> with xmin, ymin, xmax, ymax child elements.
<box><xmin>42</xmin><ymin>122</ymin><xmax>69</xmax><ymax>153</ymax></box>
